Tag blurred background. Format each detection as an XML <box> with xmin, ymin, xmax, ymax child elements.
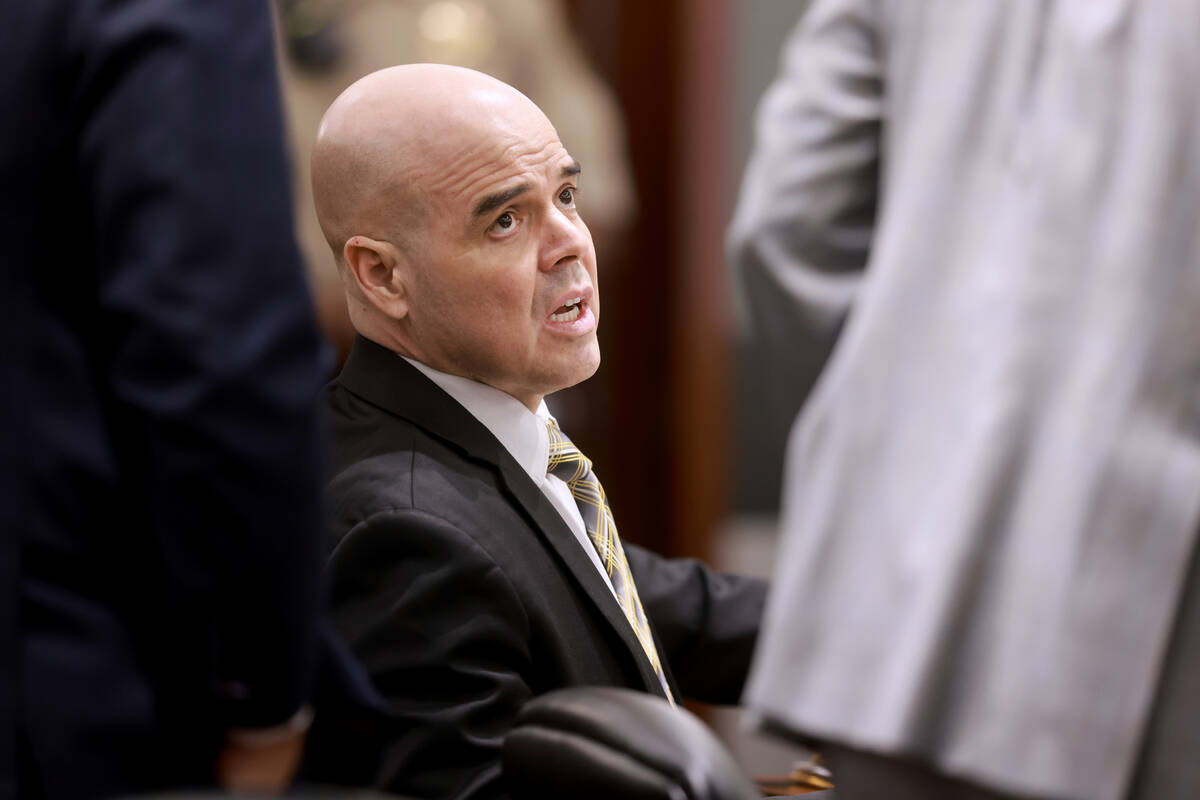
<box><xmin>275</xmin><ymin>0</ymin><xmax>812</xmax><ymax>775</ymax></box>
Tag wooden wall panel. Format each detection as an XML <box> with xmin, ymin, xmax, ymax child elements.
<box><xmin>563</xmin><ymin>0</ymin><xmax>731</xmax><ymax>560</ymax></box>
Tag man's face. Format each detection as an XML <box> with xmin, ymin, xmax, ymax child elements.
<box><xmin>401</xmin><ymin>108</ymin><xmax>601</xmax><ymax>409</ymax></box>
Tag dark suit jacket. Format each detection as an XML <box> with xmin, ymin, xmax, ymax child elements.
<box><xmin>0</xmin><ymin>3</ymin><xmax>379</xmax><ymax>798</ymax></box>
<box><xmin>324</xmin><ymin>336</ymin><xmax>767</xmax><ymax>800</ymax></box>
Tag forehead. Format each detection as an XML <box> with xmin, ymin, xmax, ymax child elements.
<box><xmin>420</xmin><ymin>113</ymin><xmax>574</xmax><ymax>217</ymax></box>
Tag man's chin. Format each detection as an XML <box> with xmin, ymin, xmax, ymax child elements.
<box><xmin>554</xmin><ymin>349</ymin><xmax>601</xmax><ymax>392</ymax></box>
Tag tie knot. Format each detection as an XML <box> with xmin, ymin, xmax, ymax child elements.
<box><xmin>545</xmin><ymin>418</ymin><xmax>591</xmax><ymax>484</ymax></box>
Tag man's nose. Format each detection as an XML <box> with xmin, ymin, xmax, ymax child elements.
<box><xmin>540</xmin><ymin>205</ymin><xmax>589</xmax><ymax>272</ymax></box>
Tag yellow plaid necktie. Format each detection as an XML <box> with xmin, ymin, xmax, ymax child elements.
<box><xmin>545</xmin><ymin>418</ymin><xmax>673</xmax><ymax>703</ymax></box>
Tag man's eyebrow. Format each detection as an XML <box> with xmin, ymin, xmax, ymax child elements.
<box><xmin>471</xmin><ymin>161</ymin><xmax>581</xmax><ymax>221</ymax></box>
<box><xmin>473</xmin><ymin>184</ymin><xmax>530</xmax><ymax>221</ymax></box>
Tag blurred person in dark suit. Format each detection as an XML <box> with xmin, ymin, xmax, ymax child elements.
<box><xmin>729</xmin><ymin>1</ymin><xmax>1200</xmax><ymax>799</ymax></box>
<box><xmin>0</xmin><ymin>2</ymin><xmax>376</xmax><ymax>798</ymax></box>
<box><xmin>312</xmin><ymin>63</ymin><xmax>766</xmax><ymax>800</ymax></box>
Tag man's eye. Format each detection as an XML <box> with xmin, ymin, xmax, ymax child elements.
<box><xmin>558</xmin><ymin>187</ymin><xmax>575</xmax><ymax>205</ymax></box>
<box><xmin>494</xmin><ymin>212</ymin><xmax>514</xmax><ymax>230</ymax></box>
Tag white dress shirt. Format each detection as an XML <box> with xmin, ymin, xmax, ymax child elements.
<box><xmin>402</xmin><ymin>357</ymin><xmax>617</xmax><ymax>600</ymax></box>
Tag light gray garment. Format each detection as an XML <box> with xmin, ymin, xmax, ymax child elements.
<box><xmin>729</xmin><ymin>1</ymin><xmax>1200</xmax><ymax>799</ymax></box>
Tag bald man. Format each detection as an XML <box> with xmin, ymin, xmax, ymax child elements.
<box><xmin>311</xmin><ymin>64</ymin><xmax>766</xmax><ymax>799</ymax></box>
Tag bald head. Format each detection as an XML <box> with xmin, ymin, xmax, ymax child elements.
<box><xmin>311</xmin><ymin>64</ymin><xmax>549</xmax><ymax>271</ymax></box>
<box><xmin>311</xmin><ymin>64</ymin><xmax>600</xmax><ymax>407</ymax></box>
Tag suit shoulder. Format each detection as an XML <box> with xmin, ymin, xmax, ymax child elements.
<box><xmin>323</xmin><ymin>384</ymin><xmax>516</xmax><ymax>550</ymax></box>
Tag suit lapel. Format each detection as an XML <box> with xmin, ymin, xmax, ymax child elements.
<box><xmin>336</xmin><ymin>336</ymin><xmax>669</xmax><ymax>698</ymax></box>
<box><xmin>492</xmin><ymin>451</ymin><xmax>670</xmax><ymax>698</ymax></box>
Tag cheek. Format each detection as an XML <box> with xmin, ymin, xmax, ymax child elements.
<box><xmin>449</xmin><ymin>283</ymin><xmax>535</xmax><ymax>358</ymax></box>
<box><xmin>487</xmin><ymin>259</ymin><xmax>541</xmax><ymax>321</ymax></box>
<box><xmin>425</xmin><ymin>249</ymin><xmax>541</xmax><ymax>339</ymax></box>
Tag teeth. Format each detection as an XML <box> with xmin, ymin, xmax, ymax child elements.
<box><xmin>549</xmin><ymin>296</ymin><xmax>584</xmax><ymax>322</ymax></box>
<box><xmin>550</xmin><ymin>304</ymin><xmax>582</xmax><ymax>323</ymax></box>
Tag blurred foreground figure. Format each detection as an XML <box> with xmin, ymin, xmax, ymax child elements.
<box><xmin>730</xmin><ymin>2</ymin><xmax>1200</xmax><ymax>799</ymax></box>
<box><xmin>0</xmin><ymin>2</ymin><xmax>360</xmax><ymax>797</ymax></box>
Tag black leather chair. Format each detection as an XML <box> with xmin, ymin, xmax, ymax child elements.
<box><xmin>503</xmin><ymin>686</ymin><xmax>833</xmax><ymax>800</ymax></box>
<box><xmin>129</xmin><ymin>689</ymin><xmax>832</xmax><ymax>800</ymax></box>
<box><xmin>123</xmin><ymin>792</ymin><xmax>401</xmax><ymax>799</ymax></box>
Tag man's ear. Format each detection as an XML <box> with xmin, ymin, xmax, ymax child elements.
<box><xmin>342</xmin><ymin>235</ymin><xmax>409</xmax><ymax>320</ymax></box>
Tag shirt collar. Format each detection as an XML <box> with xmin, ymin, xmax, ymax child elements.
<box><xmin>401</xmin><ymin>357</ymin><xmax>551</xmax><ymax>487</ymax></box>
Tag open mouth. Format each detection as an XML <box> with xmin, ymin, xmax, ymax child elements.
<box><xmin>549</xmin><ymin>296</ymin><xmax>584</xmax><ymax>322</ymax></box>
